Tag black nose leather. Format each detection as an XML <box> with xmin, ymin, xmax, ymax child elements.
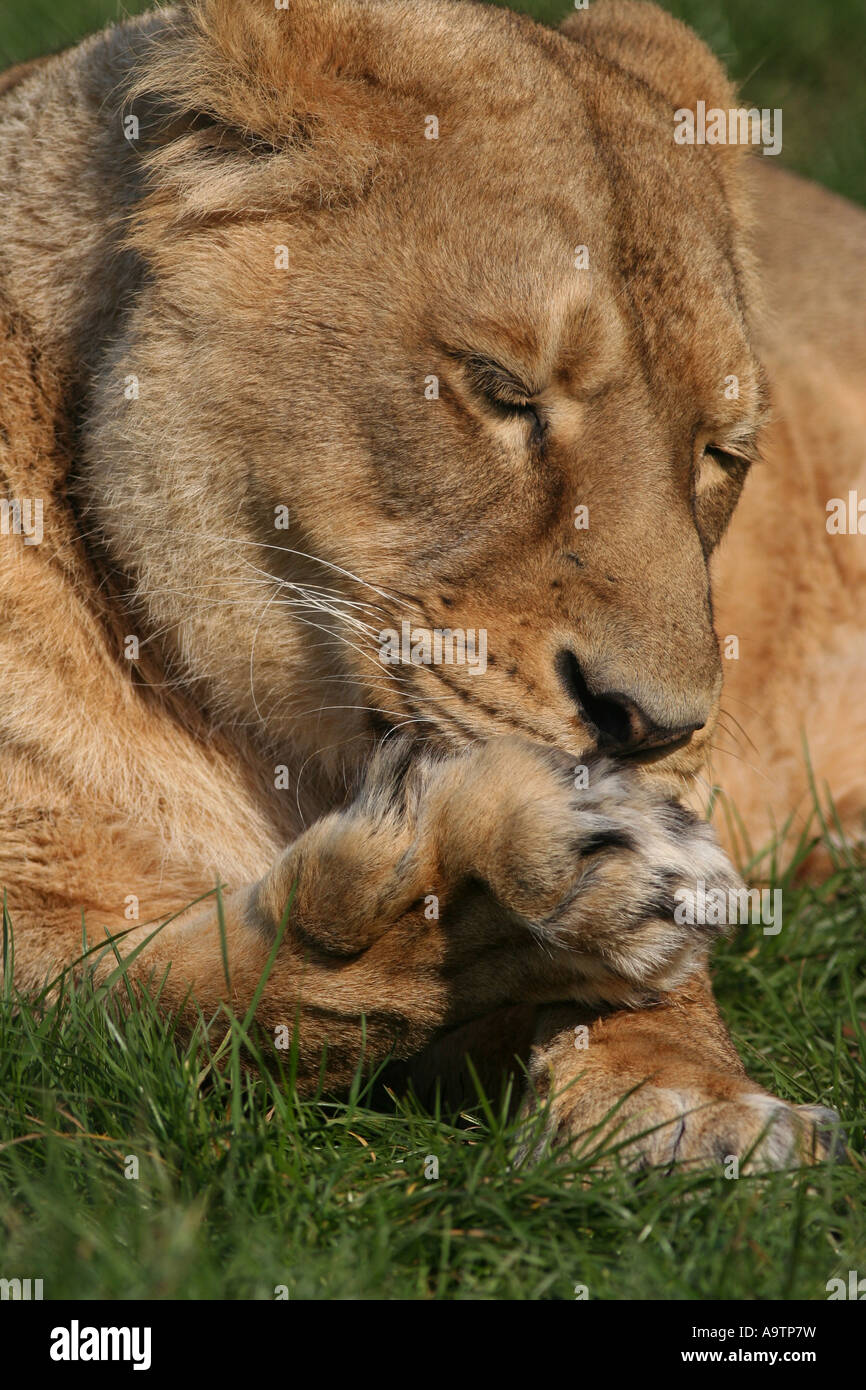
<box><xmin>556</xmin><ymin>649</ymin><xmax>704</xmax><ymax>756</ymax></box>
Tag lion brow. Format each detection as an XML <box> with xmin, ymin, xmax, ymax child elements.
<box><xmin>458</xmin><ymin>352</ymin><xmax>537</xmax><ymax>405</ymax></box>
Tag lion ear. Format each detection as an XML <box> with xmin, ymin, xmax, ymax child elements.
<box><xmin>126</xmin><ymin>0</ymin><xmax>419</xmax><ymax>230</ymax></box>
<box><xmin>144</xmin><ymin>0</ymin><xmax>420</xmax><ymax>140</ymax></box>
<box><xmin>560</xmin><ymin>0</ymin><xmax>736</xmax><ymax>127</ymax></box>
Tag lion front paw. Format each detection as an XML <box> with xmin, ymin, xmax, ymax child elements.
<box><xmin>429</xmin><ymin>737</ymin><xmax>743</xmax><ymax>1005</ymax></box>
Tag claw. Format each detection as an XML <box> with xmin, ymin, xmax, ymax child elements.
<box><xmin>796</xmin><ymin>1103</ymin><xmax>846</xmax><ymax>1162</ymax></box>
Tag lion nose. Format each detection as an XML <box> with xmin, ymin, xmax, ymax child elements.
<box><xmin>555</xmin><ymin>649</ymin><xmax>706</xmax><ymax>757</ymax></box>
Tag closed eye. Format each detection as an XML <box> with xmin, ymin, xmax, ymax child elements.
<box><xmin>460</xmin><ymin>354</ymin><xmax>547</xmax><ymax>447</ymax></box>
<box><xmin>695</xmin><ymin>443</ymin><xmax>753</xmax><ymax>500</ymax></box>
<box><xmin>704</xmin><ymin>444</ymin><xmax>753</xmax><ymax>469</ymax></box>
<box><xmin>488</xmin><ymin>393</ymin><xmax>547</xmax><ymax>450</ymax></box>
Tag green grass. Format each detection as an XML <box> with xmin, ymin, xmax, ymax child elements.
<box><xmin>1</xmin><ymin>0</ymin><xmax>864</xmax><ymax>204</ymax></box>
<box><xmin>1</xmin><ymin>816</ymin><xmax>864</xmax><ymax>1301</ymax></box>
<box><xmin>1</xmin><ymin>0</ymin><xmax>864</xmax><ymax>1301</ymax></box>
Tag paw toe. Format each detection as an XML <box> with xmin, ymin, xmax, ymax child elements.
<box><xmin>795</xmin><ymin>1103</ymin><xmax>846</xmax><ymax>1162</ymax></box>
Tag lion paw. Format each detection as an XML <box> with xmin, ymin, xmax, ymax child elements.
<box><xmin>533</xmin><ymin>1080</ymin><xmax>843</xmax><ymax>1173</ymax></box>
<box><xmin>431</xmin><ymin>737</ymin><xmax>744</xmax><ymax>1005</ymax></box>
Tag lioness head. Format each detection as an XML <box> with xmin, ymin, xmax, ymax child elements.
<box><xmin>84</xmin><ymin>0</ymin><xmax>767</xmax><ymax>793</ymax></box>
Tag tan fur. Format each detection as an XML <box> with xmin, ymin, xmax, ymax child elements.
<box><xmin>0</xmin><ymin>0</ymin><xmax>861</xmax><ymax>1167</ymax></box>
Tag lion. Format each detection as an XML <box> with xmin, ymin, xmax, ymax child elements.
<box><xmin>0</xmin><ymin>0</ymin><xmax>863</xmax><ymax>1169</ymax></box>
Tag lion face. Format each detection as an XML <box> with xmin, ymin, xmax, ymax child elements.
<box><xmin>86</xmin><ymin>0</ymin><xmax>768</xmax><ymax>790</ymax></box>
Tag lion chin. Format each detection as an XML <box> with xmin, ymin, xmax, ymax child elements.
<box><xmin>0</xmin><ymin>0</ymin><xmax>861</xmax><ymax>1170</ymax></box>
